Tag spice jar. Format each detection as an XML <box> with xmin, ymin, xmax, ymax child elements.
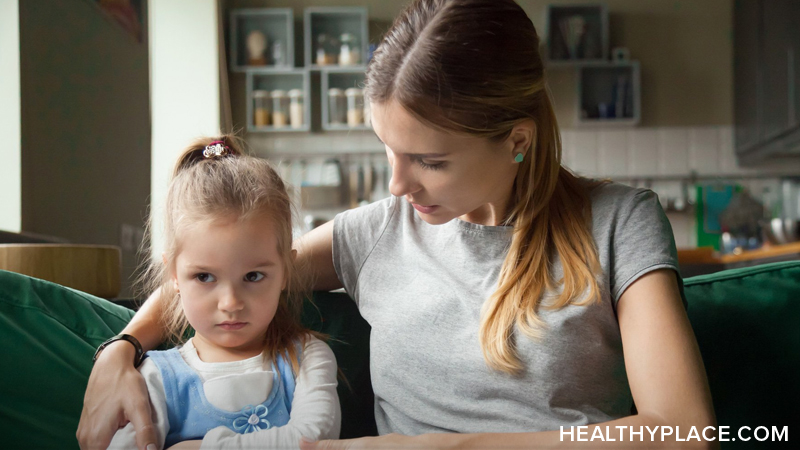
<box><xmin>328</xmin><ymin>88</ymin><xmax>346</xmax><ymax>125</ymax></box>
<box><xmin>363</xmin><ymin>96</ymin><xmax>371</xmax><ymax>127</ymax></box>
<box><xmin>338</xmin><ymin>33</ymin><xmax>360</xmax><ymax>66</ymax></box>
<box><xmin>316</xmin><ymin>34</ymin><xmax>338</xmax><ymax>66</ymax></box>
<box><xmin>288</xmin><ymin>89</ymin><xmax>304</xmax><ymax>129</ymax></box>
<box><xmin>345</xmin><ymin>88</ymin><xmax>364</xmax><ymax>127</ymax></box>
<box><xmin>271</xmin><ymin>90</ymin><xmax>289</xmax><ymax>128</ymax></box>
<box><xmin>253</xmin><ymin>90</ymin><xmax>270</xmax><ymax>126</ymax></box>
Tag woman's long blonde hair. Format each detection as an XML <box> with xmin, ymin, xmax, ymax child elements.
<box><xmin>366</xmin><ymin>0</ymin><xmax>606</xmax><ymax>375</ymax></box>
<box><xmin>138</xmin><ymin>135</ymin><xmax>312</xmax><ymax>373</ymax></box>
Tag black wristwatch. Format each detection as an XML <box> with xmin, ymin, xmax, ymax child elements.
<box><xmin>93</xmin><ymin>334</ymin><xmax>145</xmax><ymax>368</ymax></box>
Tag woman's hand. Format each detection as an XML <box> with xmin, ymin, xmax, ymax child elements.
<box><xmin>300</xmin><ymin>434</ymin><xmax>433</xmax><ymax>450</ymax></box>
<box><xmin>166</xmin><ymin>440</ymin><xmax>202</xmax><ymax>449</ymax></box>
<box><xmin>76</xmin><ymin>341</ymin><xmax>158</xmax><ymax>450</ymax></box>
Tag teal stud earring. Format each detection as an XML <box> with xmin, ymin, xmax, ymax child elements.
<box><xmin>514</xmin><ymin>153</ymin><xmax>524</xmax><ymax>163</ymax></box>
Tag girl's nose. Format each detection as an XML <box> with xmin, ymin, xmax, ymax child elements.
<box><xmin>218</xmin><ymin>286</ymin><xmax>244</xmax><ymax>312</ymax></box>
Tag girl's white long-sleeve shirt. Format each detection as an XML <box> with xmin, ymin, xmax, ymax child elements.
<box><xmin>108</xmin><ymin>335</ymin><xmax>340</xmax><ymax>449</ymax></box>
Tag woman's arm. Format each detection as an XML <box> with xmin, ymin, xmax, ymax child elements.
<box><xmin>295</xmin><ymin>220</ymin><xmax>343</xmax><ymax>292</ymax></box>
<box><xmin>301</xmin><ymin>269</ymin><xmax>718</xmax><ymax>450</ymax></box>
<box><xmin>200</xmin><ymin>337</ymin><xmax>341</xmax><ymax>449</ymax></box>
<box><xmin>77</xmin><ymin>288</ymin><xmax>169</xmax><ymax>450</ymax></box>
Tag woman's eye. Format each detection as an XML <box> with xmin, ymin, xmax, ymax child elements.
<box><xmin>244</xmin><ymin>272</ymin><xmax>265</xmax><ymax>282</ymax></box>
<box><xmin>195</xmin><ymin>273</ymin><xmax>216</xmax><ymax>283</ymax></box>
<box><xmin>416</xmin><ymin>159</ymin><xmax>445</xmax><ymax>171</ymax></box>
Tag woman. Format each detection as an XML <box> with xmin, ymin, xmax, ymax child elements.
<box><xmin>78</xmin><ymin>0</ymin><xmax>716</xmax><ymax>449</ymax></box>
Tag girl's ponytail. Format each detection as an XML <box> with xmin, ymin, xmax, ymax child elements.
<box><xmin>172</xmin><ymin>136</ymin><xmax>246</xmax><ymax>177</ymax></box>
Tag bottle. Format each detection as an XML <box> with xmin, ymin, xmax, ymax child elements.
<box><xmin>253</xmin><ymin>90</ymin><xmax>270</xmax><ymax>126</ymax></box>
<box><xmin>288</xmin><ymin>89</ymin><xmax>304</xmax><ymax>129</ymax></box>
<box><xmin>363</xmin><ymin>96</ymin><xmax>371</xmax><ymax>127</ymax></box>
<box><xmin>271</xmin><ymin>90</ymin><xmax>289</xmax><ymax>128</ymax></box>
<box><xmin>345</xmin><ymin>88</ymin><xmax>364</xmax><ymax>127</ymax></box>
<box><xmin>339</xmin><ymin>33</ymin><xmax>360</xmax><ymax>66</ymax></box>
<box><xmin>328</xmin><ymin>88</ymin><xmax>346</xmax><ymax>125</ymax></box>
<box><xmin>271</xmin><ymin>40</ymin><xmax>284</xmax><ymax>67</ymax></box>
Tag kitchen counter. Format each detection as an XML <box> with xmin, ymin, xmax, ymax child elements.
<box><xmin>678</xmin><ymin>242</ymin><xmax>800</xmax><ymax>277</ymax></box>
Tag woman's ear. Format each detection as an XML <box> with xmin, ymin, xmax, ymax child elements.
<box><xmin>508</xmin><ymin>119</ymin><xmax>536</xmax><ymax>161</ymax></box>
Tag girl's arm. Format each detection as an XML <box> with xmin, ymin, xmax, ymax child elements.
<box><xmin>77</xmin><ymin>288</ymin><xmax>168</xmax><ymax>450</ymax></box>
<box><xmin>200</xmin><ymin>336</ymin><xmax>341</xmax><ymax>449</ymax></box>
<box><xmin>295</xmin><ymin>220</ymin><xmax>343</xmax><ymax>292</ymax></box>
<box><xmin>301</xmin><ymin>269</ymin><xmax>719</xmax><ymax>450</ymax></box>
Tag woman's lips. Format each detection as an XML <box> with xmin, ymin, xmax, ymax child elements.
<box><xmin>217</xmin><ymin>322</ymin><xmax>247</xmax><ymax>330</ymax></box>
<box><xmin>412</xmin><ymin>203</ymin><xmax>439</xmax><ymax>214</ymax></box>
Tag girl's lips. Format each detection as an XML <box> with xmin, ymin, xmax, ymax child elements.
<box><xmin>217</xmin><ymin>322</ymin><xmax>247</xmax><ymax>330</ymax></box>
<box><xmin>412</xmin><ymin>203</ymin><xmax>439</xmax><ymax>214</ymax></box>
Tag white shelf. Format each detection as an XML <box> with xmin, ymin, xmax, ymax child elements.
<box><xmin>576</xmin><ymin>61</ymin><xmax>641</xmax><ymax>126</ymax></box>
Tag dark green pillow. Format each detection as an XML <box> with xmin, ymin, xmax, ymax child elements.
<box><xmin>0</xmin><ymin>270</ymin><xmax>135</xmax><ymax>450</ymax></box>
<box><xmin>684</xmin><ymin>261</ymin><xmax>800</xmax><ymax>449</ymax></box>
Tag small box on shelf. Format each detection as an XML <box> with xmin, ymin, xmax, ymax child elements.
<box><xmin>230</xmin><ymin>8</ymin><xmax>294</xmax><ymax>72</ymax></box>
<box><xmin>247</xmin><ymin>69</ymin><xmax>310</xmax><ymax>133</ymax></box>
<box><xmin>576</xmin><ymin>61</ymin><xmax>641</xmax><ymax>126</ymax></box>
<box><xmin>544</xmin><ymin>4</ymin><xmax>609</xmax><ymax>66</ymax></box>
<box><xmin>321</xmin><ymin>67</ymin><xmax>371</xmax><ymax>131</ymax></box>
<box><xmin>304</xmin><ymin>7</ymin><xmax>369</xmax><ymax>70</ymax></box>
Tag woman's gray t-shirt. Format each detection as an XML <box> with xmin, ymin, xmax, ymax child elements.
<box><xmin>332</xmin><ymin>182</ymin><xmax>684</xmax><ymax>435</ymax></box>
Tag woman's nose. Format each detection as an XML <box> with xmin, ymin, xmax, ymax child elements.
<box><xmin>388</xmin><ymin>157</ymin><xmax>419</xmax><ymax>198</ymax></box>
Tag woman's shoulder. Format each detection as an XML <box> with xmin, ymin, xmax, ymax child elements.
<box><xmin>588</xmin><ymin>180</ymin><xmax>654</xmax><ymax>205</ymax></box>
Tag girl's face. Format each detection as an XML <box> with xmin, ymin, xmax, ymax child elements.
<box><xmin>171</xmin><ymin>215</ymin><xmax>287</xmax><ymax>363</ymax></box>
<box><xmin>371</xmin><ymin>99</ymin><xmax>532</xmax><ymax>226</ymax></box>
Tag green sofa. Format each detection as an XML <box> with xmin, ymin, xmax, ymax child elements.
<box><xmin>1</xmin><ymin>261</ymin><xmax>798</xmax><ymax>449</ymax></box>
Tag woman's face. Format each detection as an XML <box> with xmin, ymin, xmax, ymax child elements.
<box><xmin>371</xmin><ymin>99</ymin><xmax>530</xmax><ymax>226</ymax></box>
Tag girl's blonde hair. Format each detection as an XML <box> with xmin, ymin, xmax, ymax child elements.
<box><xmin>139</xmin><ymin>135</ymin><xmax>311</xmax><ymax>373</ymax></box>
<box><xmin>366</xmin><ymin>0</ymin><xmax>606</xmax><ymax>375</ymax></box>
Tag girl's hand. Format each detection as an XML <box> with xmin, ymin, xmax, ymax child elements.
<box><xmin>76</xmin><ymin>341</ymin><xmax>158</xmax><ymax>450</ymax></box>
<box><xmin>300</xmin><ymin>434</ymin><xmax>415</xmax><ymax>450</ymax></box>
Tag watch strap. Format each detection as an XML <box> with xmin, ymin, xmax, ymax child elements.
<box><xmin>93</xmin><ymin>333</ymin><xmax>145</xmax><ymax>368</ymax></box>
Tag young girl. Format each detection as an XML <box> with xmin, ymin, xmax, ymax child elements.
<box><xmin>107</xmin><ymin>137</ymin><xmax>340</xmax><ymax>449</ymax></box>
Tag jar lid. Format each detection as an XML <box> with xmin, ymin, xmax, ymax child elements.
<box><xmin>288</xmin><ymin>89</ymin><xmax>303</xmax><ymax>98</ymax></box>
<box><xmin>270</xmin><ymin>89</ymin><xmax>287</xmax><ymax>97</ymax></box>
<box><xmin>253</xmin><ymin>90</ymin><xmax>269</xmax><ymax>98</ymax></box>
<box><xmin>328</xmin><ymin>88</ymin><xmax>345</xmax><ymax>96</ymax></box>
<box><xmin>345</xmin><ymin>88</ymin><xmax>363</xmax><ymax>96</ymax></box>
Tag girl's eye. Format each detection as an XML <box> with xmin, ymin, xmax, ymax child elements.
<box><xmin>196</xmin><ymin>273</ymin><xmax>216</xmax><ymax>283</ymax></box>
<box><xmin>244</xmin><ymin>272</ymin><xmax>265</xmax><ymax>282</ymax></box>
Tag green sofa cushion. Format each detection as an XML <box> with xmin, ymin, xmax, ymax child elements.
<box><xmin>684</xmin><ymin>261</ymin><xmax>800</xmax><ymax>448</ymax></box>
<box><xmin>0</xmin><ymin>270</ymin><xmax>135</xmax><ymax>450</ymax></box>
<box><xmin>1</xmin><ymin>261</ymin><xmax>799</xmax><ymax>449</ymax></box>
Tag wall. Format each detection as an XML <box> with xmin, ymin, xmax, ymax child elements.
<box><xmin>148</xmin><ymin>0</ymin><xmax>221</xmax><ymax>259</ymax></box>
<box><xmin>19</xmin><ymin>0</ymin><xmax>151</xmax><ymax>297</ymax></box>
<box><xmin>0</xmin><ymin>0</ymin><xmax>21</xmax><ymax>232</ymax></box>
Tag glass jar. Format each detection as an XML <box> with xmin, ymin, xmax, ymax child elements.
<box><xmin>363</xmin><ymin>95</ymin><xmax>371</xmax><ymax>127</ymax></box>
<box><xmin>288</xmin><ymin>89</ymin><xmax>304</xmax><ymax>129</ymax></box>
<box><xmin>345</xmin><ymin>88</ymin><xmax>364</xmax><ymax>127</ymax></box>
<box><xmin>316</xmin><ymin>33</ymin><xmax>338</xmax><ymax>66</ymax></box>
<box><xmin>271</xmin><ymin>89</ymin><xmax>289</xmax><ymax>128</ymax></box>
<box><xmin>339</xmin><ymin>33</ymin><xmax>360</xmax><ymax>66</ymax></box>
<box><xmin>328</xmin><ymin>88</ymin><xmax>346</xmax><ymax>125</ymax></box>
<box><xmin>253</xmin><ymin>90</ymin><xmax>270</xmax><ymax>126</ymax></box>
